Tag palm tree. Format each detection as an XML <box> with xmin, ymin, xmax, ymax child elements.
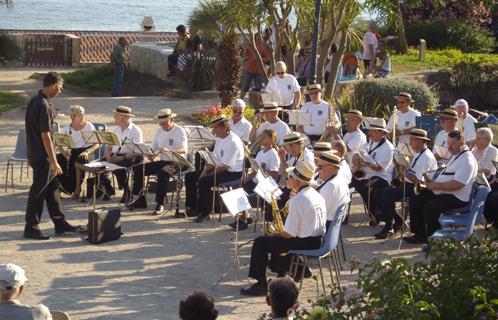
<box><xmin>216</xmin><ymin>32</ymin><xmax>242</xmax><ymax>106</ymax></box>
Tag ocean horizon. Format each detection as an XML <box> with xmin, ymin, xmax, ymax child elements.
<box><xmin>0</xmin><ymin>0</ymin><xmax>201</xmax><ymax>32</ymax></box>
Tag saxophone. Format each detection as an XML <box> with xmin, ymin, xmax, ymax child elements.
<box><xmin>266</xmin><ymin>187</ymin><xmax>286</xmax><ymax>234</ymax></box>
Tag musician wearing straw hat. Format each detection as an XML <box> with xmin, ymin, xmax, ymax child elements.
<box><xmin>316</xmin><ymin>151</ymin><xmax>351</xmax><ymax>227</ymax></box>
<box><xmin>373</xmin><ymin>129</ymin><xmax>437</xmax><ymax>239</ymax></box>
<box><xmin>433</xmin><ymin>108</ymin><xmax>458</xmax><ymax>165</ymax></box>
<box><xmin>297</xmin><ymin>83</ymin><xmax>339</xmax><ymax>143</ymax></box>
<box><xmin>387</xmin><ymin>92</ymin><xmax>421</xmax><ymax>148</ymax></box>
<box><xmin>405</xmin><ymin>130</ymin><xmax>477</xmax><ymax>246</ymax></box>
<box><xmin>184</xmin><ymin>115</ymin><xmax>245</xmax><ymax>223</ymax></box>
<box><xmin>313</xmin><ymin>141</ymin><xmax>332</xmax><ymax>168</ymax></box>
<box><xmin>343</xmin><ymin>109</ymin><xmax>367</xmax><ymax>152</ymax></box>
<box><xmin>102</xmin><ymin>106</ymin><xmax>144</xmax><ymax>203</ymax></box>
<box><xmin>127</xmin><ymin>108</ymin><xmax>188</xmax><ymax>215</ymax></box>
<box><xmin>250</xmin><ymin>102</ymin><xmax>291</xmax><ymax>146</ymax></box>
<box><xmin>454</xmin><ymin>98</ymin><xmax>477</xmax><ymax>148</ymax></box>
<box><xmin>279</xmin><ymin>132</ymin><xmax>316</xmax><ymax>174</ymax></box>
<box><xmin>229</xmin><ymin>99</ymin><xmax>252</xmax><ymax>144</ymax></box>
<box><xmin>350</xmin><ymin>118</ymin><xmax>394</xmax><ymax>224</ymax></box>
<box><xmin>240</xmin><ymin>162</ymin><xmax>326</xmax><ymax>296</ymax></box>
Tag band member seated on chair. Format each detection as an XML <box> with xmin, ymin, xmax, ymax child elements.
<box><xmin>185</xmin><ymin>115</ymin><xmax>245</xmax><ymax>223</ymax></box>
<box><xmin>297</xmin><ymin>84</ymin><xmax>338</xmax><ymax>143</ymax></box>
<box><xmin>229</xmin><ymin>129</ymin><xmax>280</xmax><ymax>230</ymax></box>
<box><xmin>454</xmin><ymin>98</ymin><xmax>477</xmax><ymax>149</ymax></box>
<box><xmin>240</xmin><ymin>162</ymin><xmax>326</xmax><ymax>296</ymax></box>
<box><xmin>56</xmin><ymin>105</ymin><xmax>98</xmax><ymax>199</ymax></box>
<box><xmin>102</xmin><ymin>106</ymin><xmax>144</xmax><ymax>203</ymax></box>
<box><xmin>127</xmin><ymin>108</ymin><xmax>188</xmax><ymax>215</ymax></box>
<box><xmin>472</xmin><ymin>127</ymin><xmax>498</xmax><ymax>183</ymax></box>
<box><xmin>433</xmin><ymin>108</ymin><xmax>458</xmax><ymax>165</ymax></box>
<box><xmin>373</xmin><ymin>129</ymin><xmax>437</xmax><ymax>239</ymax></box>
<box><xmin>312</xmin><ymin>141</ymin><xmax>332</xmax><ymax>182</ymax></box>
<box><xmin>405</xmin><ymin>130</ymin><xmax>477</xmax><ymax>245</ymax></box>
<box><xmin>316</xmin><ymin>151</ymin><xmax>350</xmax><ymax>228</ymax></box>
<box><xmin>387</xmin><ymin>92</ymin><xmax>421</xmax><ymax>148</ymax></box>
<box><xmin>350</xmin><ymin>118</ymin><xmax>394</xmax><ymax>224</ymax></box>
<box><xmin>250</xmin><ymin>102</ymin><xmax>291</xmax><ymax>146</ymax></box>
<box><xmin>229</xmin><ymin>99</ymin><xmax>252</xmax><ymax>144</ymax></box>
<box><xmin>342</xmin><ymin>109</ymin><xmax>367</xmax><ymax>152</ymax></box>
<box><xmin>331</xmin><ymin>139</ymin><xmax>352</xmax><ymax>184</ymax></box>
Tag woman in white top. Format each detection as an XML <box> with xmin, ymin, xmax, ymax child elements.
<box><xmin>56</xmin><ymin>105</ymin><xmax>98</xmax><ymax>199</ymax></box>
<box><xmin>473</xmin><ymin>127</ymin><xmax>498</xmax><ymax>181</ymax></box>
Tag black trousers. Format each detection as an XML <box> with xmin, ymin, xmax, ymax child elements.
<box><xmin>248</xmin><ymin>235</ymin><xmax>322</xmax><ymax>282</ymax></box>
<box><xmin>25</xmin><ymin>161</ymin><xmax>67</xmax><ymax>231</ymax></box>
<box><xmin>185</xmin><ymin>170</ymin><xmax>242</xmax><ymax>217</ymax></box>
<box><xmin>307</xmin><ymin>135</ymin><xmax>322</xmax><ymax>144</ymax></box>
<box><xmin>55</xmin><ymin>147</ymin><xmax>88</xmax><ymax>194</ymax></box>
<box><xmin>168</xmin><ymin>51</ymin><xmax>180</xmax><ymax>72</ymax></box>
<box><xmin>350</xmin><ymin>176</ymin><xmax>389</xmax><ymax>219</ymax></box>
<box><xmin>483</xmin><ymin>185</ymin><xmax>498</xmax><ymax>228</ymax></box>
<box><xmin>375</xmin><ymin>183</ymin><xmax>414</xmax><ymax>227</ymax></box>
<box><xmin>409</xmin><ymin>190</ymin><xmax>467</xmax><ymax>241</ymax></box>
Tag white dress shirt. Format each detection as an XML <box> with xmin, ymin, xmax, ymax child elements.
<box><xmin>266</xmin><ymin>74</ymin><xmax>300</xmax><ymax>106</ymax></box>
<box><xmin>434</xmin><ymin>150</ymin><xmax>477</xmax><ymax>202</ymax></box>
<box><xmin>60</xmin><ymin>122</ymin><xmax>96</xmax><ymax>149</ymax></box>
<box><xmin>457</xmin><ymin>114</ymin><xmax>478</xmax><ymax>142</ymax></box>
<box><xmin>152</xmin><ymin>124</ymin><xmax>188</xmax><ymax>160</ymax></box>
<box><xmin>343</xmin><ymin>129</ymin><xmax>367</xmax><ymax>151</ymax></box>
<box><xmin>299</xmin><ymin>100</ymin><xmax>339</xmax><ymax>136</ymax></box>
<box><xmin>387</xmin><ymin>108</ymin><xmax>421</xmax><ymax>145</ymax></box>
<box><xmin>433</xmin><ymin>129</ymin><xmax>452</xmax><ymax>164</ymax></box>
<box><xmin>284</xmin><ymin>186</ymin><xmax>326</xmax><ymax>238</ymax></box>
<box><xmin>407</xmin><ymin>148</ymin><xmax>437</xmax><ymax>182</ymax></box>
<box><xmin>473</xmin><ymin>144</ymin><xmax>498</xmax><ymax>177</ymax></box>
<box><xmin>257</xmin><ymin>120</ymin><xmax>291</xmax><ymax>145</ymax></box>
<box><xmin>229</xmin><ymin>117</ymin><xmax>252</xmax><ymax>143</ymax></box>
<box><xmin>112</xmin><ymin>122</ymin><xmax>144</xmax><ymax>154</ymax></box>
<box><xmin>255</xmin><ymin>148</ymin><xmax>280</xmax><ymax>173</ymax></box>
<box><xmin>338</xmin><ymin>159</ymin><xmax>352</xmax><ymax>184</ymax></box>
<box><xmin>318</xmin><ymin>175</ymin><xmax>351</xmax><ymax>222</ymax></box>
<box><xmin>286</xmin><ymin>147</ymin><xmax>316</xmax><ymax>171</ymax></box>
<box><xmin>361</xmin><ymin>138</ymin><xmax>395</xmax><ymax>183</ymax></box>
<box><xmin>213</xmin><ymin>131</ymin><xmax>245</xmax><ymax>172</ymax></box>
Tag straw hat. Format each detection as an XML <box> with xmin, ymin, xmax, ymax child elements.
<box><xmin>115</xmin><ymin>106</ymin><xmax>135</xmax><ymax>117</ymax></box>
<box><xmin>439</xmin><ymin>108</ymin><xmax>458</xmax><ymax>120</ymax></box>
<box><xmin>282</xmin><ymin>132</ymin><xmax>306</xmax><ymax>145</ymax></box>
<box><xmin>313</xmin><ymin>141</ymin><xmax>332</xmax><ymax>152</ymax></box>
<box><xmin>285</xmin><ymin>162</ymin><xmax>317</xmax><ymax>186</ymax></box>
<box><xmin>260</xmin><ymin>102</ymin><xmax>282</xmax><ymax>112</ymax></box>
<box><xmin>344</xmin><ymin>109</ymin><xmax>364</xmax><ymax>120</ymax></box>
<box><xmin>394</xmin><ymin>92</ymin><xmax>415</xmax><ymax>103</ymax></box>
<box><xmin>317</xmin><ymin>151</ymin><xmax>342</xmax><ymax>168</ymax></box>
<box><xmin>365</xmin><ymin>117</ymin><xmax>389</xmax><ymax>132</ymax></box>
<box><xmin>409</xmin><ymin>128</ymin><xmax>431</xmax><ymax>141</ymax></box>
<box><xmin>207</xmin><ymin>115</ymin><xmax>229</xmax><ymax>127</ymax></box>
<box><xmin>155</xmin><ymin>108</ymin><xmax>177</xmax><ymax>120</ymax></box>
<box><xmin>305</xmin><ymin>83</ymin><xmax>322</xmax><ymax>94</ymax></box>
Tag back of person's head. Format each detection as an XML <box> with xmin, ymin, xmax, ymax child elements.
<box><xmin>43</xmin><ymin>72</ymin><xmax>62</xmax><ymax>87</ymax></box>
<box><xmin>267</xmin><ymin>277</ymin><xmax>299</xmax><ymax>317</ymax></box>
<box><xmin>179</xmin><ymin>291</ymin><xmax>218</xmax><ymax>320</ymax></box>
<box><xmin>0</xmin><ymin>263</ymin><xmax>27</xmax><ymax>301</ymax></box>
<box><xmin>176</xmin><ymin>24</ymin><xmax>187</xmax><ymax>33</ymax></box>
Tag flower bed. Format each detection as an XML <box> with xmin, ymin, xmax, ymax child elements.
<box><xmin>192</xmin><ymin>103</ymin><xmax>255</xmax><ymax>125</ymax></box>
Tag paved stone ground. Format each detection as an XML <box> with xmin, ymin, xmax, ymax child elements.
<box><xmin>0</xmin><ymin>68</ymin><xmax>426</xmax><ymax>320</ymax></box>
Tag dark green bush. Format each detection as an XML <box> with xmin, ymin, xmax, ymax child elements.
<box><xmin>0</xmin><ymin>33</ymin><xmax>22</xmax><ymax>65</ymax></box>
<box><xmin>405</xmin><ymin>19</ymin><xmax>496</xmax><ymax>53</ymax></box>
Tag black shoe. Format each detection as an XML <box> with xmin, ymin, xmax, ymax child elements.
<box><xmin>55</xmin><ymin>223</ymin><xmax>81</xmax><ymax>235</ymax></box>
<box><xmin>119</xmin><ymin>189</ymin><xmax>131</xmax><ymax>204</ymax></box>
<box><xmin>374</xmin><ymin>225</ymin><xmax>394</xmax><ymax>239</ymax></box>
<box><xmin>240</xmin><ymin>283</ymin><xmax>267</xmax><ymax>296</ymax></box>
<box><xmin>174</xmin><ymin>211</ymin><xmax>183</xmax><ymax>218</ymax></box>
<box><xmin>153</xmin><ymin>204</ymin><xmax>164</xmax><ymax>215</ymax></box>
<box><xmin>393</xmin><ymin>220</ymin><xmax>403</xmax><ymax>233</ymax></box>
<box><xmin>194</xmin><ymin>215</ymin><xmax>209</xmax><ymax>223</ymax></box>
<box><xmin>402</xmin><ymin>235</ymin><xmax>426</xmax><ymax>244</ymax></box>
<box><xmin>185</xmin><ymin>208</ymin><xmax>198</xmax><ymax>217</ymax></box>
<box><xmin>127</xmin><ymin>197</ymin><xmax>147</xmax><ymax>210</ymax></box>
<box><xmin>23</xmin><ymin>230</ymin><xmax>50</xmax><ymax>240</ymax></box>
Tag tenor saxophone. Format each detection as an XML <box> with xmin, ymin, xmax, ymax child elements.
<box><xmin>266</xmin><ymin>188</ymin><xmax>286</xmax><ymax>234</ymax></box>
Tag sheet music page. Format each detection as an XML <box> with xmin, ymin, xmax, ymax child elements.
<box><xmin>185</xmin><ymin>126</ymin><xmax>215</xmax><ymax>141</ymax></box>
<box><xmin>254</xmin><ymin>176</ymin><xmax>282</xmax><ymax>204</ymax></box>
<box><xmin>53</xmin><ymin>133</ymin><xmax>76</xmax><ymax>148</ymax></box>
<box><xmin>85</xmin><ymin>161</ymin><xmax>125</xmax><ymax>171</ymax></box>
<box><xmin>288</xmin><ymin>110</ymin><xmax>312</xmax><ymax>126</ymax></box>
<box><xmin>81</xmin><ymin>131</ymin><xmax>100</xmax><ymax>145</ymax></box>
<box><xmin>220</xmin><ymin>188</ymin><xmax>251</xmax><ymax>217</ymax></box>
<box><xmin>198</xmin><ymin>150</ymin><xmax>223</xmax><ymax>167</ymax></box>
<box><xmin>359</xmin><ymin>150</ymin><xmax>377</xmax><ymax>165</ymax></box>
<box><xmin>98</xmin><ymin>132</ymin><xmax>121</xmax><ymax>146</ymax></box>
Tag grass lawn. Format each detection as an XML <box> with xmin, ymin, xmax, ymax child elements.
<box><xmin>390</xmin><ymin>48</ymin><xmax>498</xmax><ymax>74</ymax></box>
<box><xmin>0</xmin><ymin>91</ymin><xmax>26</xmax><ymax>113</ymax></box>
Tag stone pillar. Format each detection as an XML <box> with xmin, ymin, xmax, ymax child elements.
<box><xmin>419</xmin><ymin>39</ymin><xmax>426</xmax><ymax>61</ymax></box>
<box><xmin>65</xmin><ymin>34</ymin><xmax>81</xmax><ymax>67</ymax></box>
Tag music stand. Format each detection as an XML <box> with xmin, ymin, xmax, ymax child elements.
<box><xmin>198</xmin><ymin>150</ymin><xmax>225</xmax><ymax>218</ymax></box>
<box><xmin>53</xmin><ymin>133</ymin><xmax>76</xmax><ymax>176</ymax></box>
<box><xmin>123</xmin><ymin>142</ymin><xmax>154</xmax><ymax>201</ymax></box>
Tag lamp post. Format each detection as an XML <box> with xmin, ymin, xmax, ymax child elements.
<box><xmin>307</xmin><ymin>0</ymin><xmax>322</xmax><ymax>85</ymax></box>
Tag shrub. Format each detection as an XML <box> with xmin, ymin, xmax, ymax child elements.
<box><xmin>179</xmin><ymin>51</ymin><xmax>217</xmax><ymax>91</ymax></box>
<box><xmin>336</xmin><ymin>78</ymin><xmax>438</xmax><ymax>118</ymax></box>
<box><xmin>405</xmin><ymin>19</ymin><xmax>496</xmax><ymax>53</ymax></box>
<box><xmin>449</xmin><ymin>59</ymin><xmax>498</xmax><ymax>89</ymax></box>
<box><xmin>293</xmin><ymin>235</ymin><xmax>498</xmax><ymax>320</ymax></box>
<box><xmin>0</xmin><ymin>33</ymin><xmax>22</xmax><ymax>65</ymax></box>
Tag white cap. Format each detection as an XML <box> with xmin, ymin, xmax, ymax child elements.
<box><xmin>454</xmin><ymin>99</ymin><xmax>469</xmax><ymax>108</ymax></box>
<box><xmin>232</xmin><ymin>99</ymin><xmax>246</xmax><ymax>109</ymax></box>
<box><xmin>0</xmin><ymin>264</ymin><xmax>27</xmax><ymax>291</ymax></box>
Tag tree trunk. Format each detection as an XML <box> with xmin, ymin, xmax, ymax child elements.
<box><xmin>396</xmin><ymin>0</ymin><xmax>408</xmax><ymax>54</ymax></box>
<box><xmin>324</xmin><ymin>32</ymin><xmax>347</xmax><ymax>99</ymax></box>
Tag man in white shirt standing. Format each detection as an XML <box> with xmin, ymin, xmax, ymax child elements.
<box><xmin>127</xmin><ymin>109</ymin><xmax>188</xmax><ymax>215</ymax></box>
<box><xmin>362</xmin><ymin>22</ymin><xmax>378</xmax><ymax>78</ymax></box>
<box><xmin>387</xmin><ymin>92</ymin><xmax>421</xmax><ymax>149</ymax></box>
<box><xmin>433</xmin><ymin>108</ymin><xmax>458</xmax><ymax>165</ymax></box>
<box><xmin>454</xmin><ymin>98</ymin><xmax>478</xmax><ymax>148</ymax></box>
<box><xmin>229</xmin><ymin>99</ymin><xmax>252</xmax><ymax>144</ymax></box>
<box><xmin>265</xmin><ymin>61</ymin><xmax>301</xmax><ymax>122</ymax></box>
<box><xmin>184</xmin><ymin>116</ymin><xmax>245</xmax><ymax>223</ymax></box>
<box><xmin>343</xmin><ymin>109</ymin><xmax>367</xmax><ymax>152</ymax></box>
<box><xmin>350</xmin><ymin>118</ymin><xmax>394</xmax><ymax>224</ymax></box>
<box><xmin>373</xmin><ymin>129</ymin><xmax>437</xmax><ymax>239</ymax></box>
<box><xmin>250</xmin><ymin>102</ymin><xmax>291</xmax><ymax>145</ymax></box>
<box><xmin>240</xmin><ymin>162</ymin><xmax>326</xmax><ymax>296</ymax></box>
<box><xmin>103</xmin><ymin>106</ymin><xmax>144</xmax><ymax>203</ymax></box>
<box><xmin>406</xmin><ymin>130</ymin><xmax>477</xmax><ymax>245</ymax></box>
<box><xmin>297</xmin><ymin>83</ymin><xmax>338</xmax><ymax>143</ymax></box>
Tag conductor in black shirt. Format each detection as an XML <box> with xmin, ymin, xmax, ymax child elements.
<box><xmin>24</xmin><ymin>72</ymin><xmax>80</xmax><ymax>240</ymax></box>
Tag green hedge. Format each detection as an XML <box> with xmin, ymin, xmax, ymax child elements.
<box><xmin>63</xmin><ymin>65</ymin><xmax>114</xmax><ymax>92</ymax></box>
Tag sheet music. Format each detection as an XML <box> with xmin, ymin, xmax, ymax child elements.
<box><xmin>161</xmin><ymin>150</ymin><xmax>195</xmax><ymax>171</ymax></box>
<box><xmin>358</xmin><ymin>150</ymin><xmax>378</xmax><ymax>166</ymax></box>
<box><xmin>53</xmin><ymin>133</ymin><xmax>76</xmax><ymax>148</ymax></box>
<box><xmin>184</xmin><ymin>125</ymin><xmax>215</xmax><ymax>141</ymax></box>
<box><xmin>220</xmin><ymin>188</ymin><xmax>252</xmax><ymax>217</ymax></box>
<box><xmin>85</xmin><ymin>161</ymin><xmax>125</xmax><ymax>171</ymax></box>
<box><xmin>81</xmin><ymin>131</ymin><xmax>121</xmax><ymax>146</ymax></box>
<box><xmin>254</xmin><ymin>175</ymin><xmax>282</xmax><ymax>204</ymax></box>
<box><xmin>288</xmin><ymin>110</ymin><xmax>312</xmax><ymax>126</ymax></box>
<box><xmin>198</xmin><ymin>150</ymin><xmax>223</xmax><ymax>167</ymax></box>
<box><xmin>124</xmin><ymin>142</ymin><xmax>156</xmax><ymax>156</ymax></box>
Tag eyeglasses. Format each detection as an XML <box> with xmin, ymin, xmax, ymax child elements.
<box><xmin>276</xmin><ymin>72</ymin><xmax>285</xmax><ymax>75</ymax></box>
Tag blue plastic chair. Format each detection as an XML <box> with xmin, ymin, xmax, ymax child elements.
<box><xmin>4</xmin><ymin>129</ymin><xmax>29</xmax><ymax>192</ymax></box>
<box><xmin>439</xmin><ymin>182</ymin><xmax>480</xmax><ymax>221</ymax></box>
<box><xmin>288</xmin><ymin>203</ymin><xmax>348</xmax><ymax>294</ymax></box>
<box><xmin>432</xmin><ymin>185</ymin><xmax>490</xmax><ymax>241</ymax></box>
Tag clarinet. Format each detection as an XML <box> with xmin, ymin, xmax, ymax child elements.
<box><xmin>65</xmin><ymin>123</ymin><xmax>72</xmax><ymax>176</ymax></box>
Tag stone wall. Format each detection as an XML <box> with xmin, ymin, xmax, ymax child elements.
<box><xmin>130</xmin><ymin>42</ymin><xmax>175</xmax><ymax>81</ymax></box>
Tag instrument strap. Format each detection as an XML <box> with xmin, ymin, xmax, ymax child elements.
<box><xmin>317</xmin><ymin>174</ymin><xmax>337</xmax><ymax>191</ymax></box>
<box><xmin>441</xmin><ymin>149</ymin><xmax>469</xmax><ymax>175</ymax></box>
<box><xmin>368</xmin><ymin>138</ymin><xmax>386</xmax><ymax>155</ymax></box>
<box><xmin>410</xmin><ymin>148</ymin><xmax>427</xmax><ymax>169</ymax></box>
